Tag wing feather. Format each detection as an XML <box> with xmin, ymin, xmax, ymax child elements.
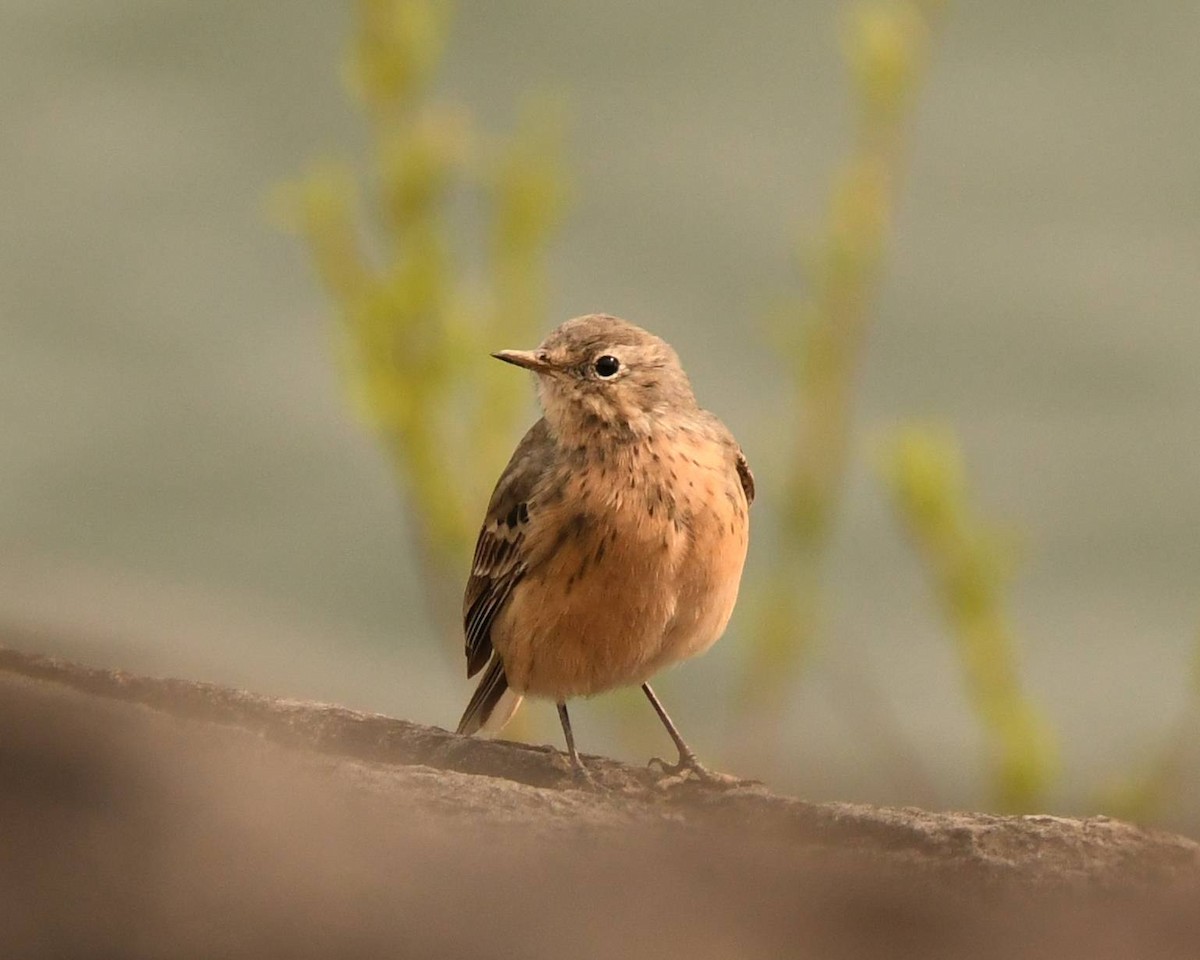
<box><xmin>736</xmin><ymin>449</ymin><xmax>755</xmax><ymax>506</ymax></box>
<box><xmin>462</xmin><ymin>419</ymin><xmax>553</xmax><ymax>677</ymax></box>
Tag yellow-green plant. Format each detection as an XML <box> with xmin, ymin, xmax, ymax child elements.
<box><xmin>278</xmin><ymin>0</ymin><xmax>568</xmax><ymax>639</ymax></box>
<box><xmin>882</xmin><ymin>425</ymin><xmax>1056</xmax><ymax>811</ymax></box>
<box><xmin>1100</xmin><ymin>628</ymin><xmax>1200</xmax><ymax>824</ymax></box>
<box><xmin>743</xmin><ymin>0</ymin><xmax>948</xmax><ymax>710</ymax></box>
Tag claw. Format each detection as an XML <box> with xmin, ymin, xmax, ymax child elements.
<box><xmin>567</xmin><ymin>759</ymin><xmax>599</xmax><ymax>790</ymax></box>
<box><xmin>648</xmin><ymin>752</ymin><xmax>744</xmax><ymax>788</ymax></box>
<box><xmin>553</xmin><ymin>749</ymin><xmax>598</xmax><ymax>789</ymax></box>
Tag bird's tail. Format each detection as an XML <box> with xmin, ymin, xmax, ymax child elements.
<box><xmin>456</xmin><ymin>656</ymin><xmax>524</xmax><ymax>736</ymax></box>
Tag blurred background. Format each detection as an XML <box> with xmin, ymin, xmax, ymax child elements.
<box><xmin>3</xmin><ymin>1</ymin><xmax>1198</xmax><ymax>834</ymax></box>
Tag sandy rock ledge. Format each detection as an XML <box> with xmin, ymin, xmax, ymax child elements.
<box><xmin>1</xmin><ymin>645</ymin><xmax>1197</xmax><ymax>959</ymax></box>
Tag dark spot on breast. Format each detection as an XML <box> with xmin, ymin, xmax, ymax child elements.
<box><xmin>550</xmin><ymin>512</ymin><xmax>589</xmax><ymax>556</ymax></box>
<box><xmin>505</xmin><ymin>504</ymin><xmax>522</xmax><ymax>528</ymax></box>
<box><xmin>594</xmin><ymin>539</ymin><xmax>607</xmax><ymax>564</ymax></box>
<box><xmin>518</xmin><ymin>503</ymin><xmax>530</xmax><ymax>524</ymax></box>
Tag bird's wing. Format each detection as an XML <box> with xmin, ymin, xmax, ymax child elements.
<box><xmin>462</xmin><ymin>419</ymin><xmax>553</xmax><ymax>678</ymax></box>
<box><xmin>699</xmin><ymin>410</ymin><xmax>755</xmax><ymax>508</ymax></box>
<box><xmin>736</xmin><ymin>449</ymin><xmax>755</xmax><ymax>506</ymax></box>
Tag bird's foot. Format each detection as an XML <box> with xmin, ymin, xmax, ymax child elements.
<box><xmin>570</xmin><ymin>763</ymin><xmax>597</xmax><ymax>790</ymax></box>
<box><xmin>554</xmin><ymin>751</ymin><xmax>598</xmax><ymax>790</ymax></box>
<box><xmin>648</xmin><ymin>752</ymin><xmax>751</xmax><ymax>790</ymax></box>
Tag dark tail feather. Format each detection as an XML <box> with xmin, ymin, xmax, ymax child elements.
<box><xmin>456</xmin><ymin>656</ymin><xmax>510</xmax><ymax>735</ymax></box>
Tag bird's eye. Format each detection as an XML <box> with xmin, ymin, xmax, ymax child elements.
<box><xmin>593</xmin><ymin>355</ymin><xmax>621</xmax><ymax>379</ymax></box>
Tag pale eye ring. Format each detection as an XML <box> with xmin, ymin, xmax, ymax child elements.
<box><xmin>593</xmin><ymin>355</ymin><xmax>621</xmax><ymax>378</ymax></box>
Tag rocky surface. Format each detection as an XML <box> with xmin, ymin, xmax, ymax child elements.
<box><xmin>2</xmin><ymin>645</ymin><xmax>1197</xmax><ymax>959</ymax></box>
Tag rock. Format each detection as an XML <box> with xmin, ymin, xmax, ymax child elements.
<box><xmin>1</xmin><ymin>645</ymin><xmax>1197</xmax><ymax>959</ymax></box>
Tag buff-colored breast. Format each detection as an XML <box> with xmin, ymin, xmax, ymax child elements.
<box><xmin>494</xmin><ymin>430</ymin><xmax>750</xmax><ymax>700</ymax></box>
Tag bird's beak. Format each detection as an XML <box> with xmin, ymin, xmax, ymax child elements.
<box><xmin>491</xmin><ymin>349</ymin><xmax>553</xmax><ymax>373</ymax></box>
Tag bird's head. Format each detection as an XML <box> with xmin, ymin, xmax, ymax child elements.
<box><xmin>492</xmin><ymin>314</ymin><xmax>697</xmax><ymax>439</ymax></box>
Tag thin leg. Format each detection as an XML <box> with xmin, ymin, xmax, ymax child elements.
<box><xmin>642</xmin><ymin>683</ymin><xmax>730</xmax><ymax>783</ymax></box>
<box><xmin>642</xmin><ymin>683</ymin><xmax>702</xmax><ymax>768</ymax></box>
<box><xmin>556</xmin><ymin>701</ymin><xmax>588</xmax><ymax>780</ymax></box>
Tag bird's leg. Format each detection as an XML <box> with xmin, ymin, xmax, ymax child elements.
<box><xmin>643</xmin><ymin>683</ymin><xmax>732</xmax><ymax>784</ymax></box>
<box><xmin>556</xmin><ymin>701</ymin><xmax>592</xmax><ymax>784</ymax></box>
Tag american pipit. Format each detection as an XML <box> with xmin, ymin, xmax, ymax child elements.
<box><xmin>455</xmin><ymin>313</ymin><xmax>753</xmax><ymax>781</ymax></box>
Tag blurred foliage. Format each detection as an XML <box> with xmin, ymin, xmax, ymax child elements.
<box><xmin>742</xmin><ymin>0</ymin><xmax>946</xmax><ymax>710</ymax></box>
<box><xmin>278</xmin><ymin>0</ymin><xmax>568</xmax><ymax>639</ymax></box>
<box><xmin>1101</xmin><ymin>628</ymin><xmax>1200</xmax><ymax>823</ymax></box>
<box><xmin>882</xmin><ymin>426</ymin><xmax>1057</xmax><ymax>811</ymax></box>
<box><xmin>278</xmin><ymin>0</ymin><xmax>1198</xmax><ymax>823</ymax></box>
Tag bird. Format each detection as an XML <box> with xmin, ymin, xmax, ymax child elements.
<box><xmin>454</xmin><ymin>313</ymin><xmax>753</xmax><ymax>781</ymax></box>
